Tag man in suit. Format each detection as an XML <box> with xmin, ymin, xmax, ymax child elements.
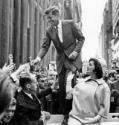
<box><xmin>9</xmin><ymin>72</ymin><xmax>53</xmax><ymax>125</ymax></box>
<box><xmin>34</xmin><ymin>5</ymin><xmax>85</xmax><ymax>125</ymax></box>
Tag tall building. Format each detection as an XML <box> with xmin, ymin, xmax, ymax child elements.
<box><xmin>111</xmin><ymin>0</ymin><xmax>119</xmax><ymax>68</ymax></box>
<box><xmin>112</xmin><ymin>0</ymin><xmax>119</xmax><ymax>34</ymax></box>
<box><xmin>64</xmin><ymin>0</ymin><xmax>82</xmax><ymax>29</ymax></box>
<box><xmin>0</xmin><ymin>0</ymin><xmax>44</xmax><ymax>67</ymax></box>
<box><xmin>98</xmin><ymin>28</ymin><xmax>104</xmax><ymax>57</ymax></box>
<box><xmin>98</xmin><ymin>0</ymin><xmax>113</xmax><ymax>69</ymax></box>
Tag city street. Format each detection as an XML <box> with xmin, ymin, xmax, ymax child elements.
<box><xmin>0</xmin><ymin>0</ymin><xmax>119</xmax><ymax>125</ymax></box>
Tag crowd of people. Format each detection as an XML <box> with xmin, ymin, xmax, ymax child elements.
<box><xmin>0</xmin><ymin>57</ymin><xmax>58</xmax><ymax>125</ymax></box>
<box><xmin>1</xmin><ymin>4</ymin><xmax>119</xmax><ymax>125</ymax></box>
<box><xmin>0</xmin><ymin>54</ymin><xmax>115</xmax><ymax>125</ymax></box>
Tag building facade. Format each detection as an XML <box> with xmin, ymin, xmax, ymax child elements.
<box><xmin>112</xmin><ymin>0</ymin><xmax>119</xmax><ymax>35</ymax></box>
<box><xmin>111</xmin><ymin>0</ymin><xmax>119</xmax><ymax>68</ymax></box>
<box><xmin>98</xmin><ymin>0</ymin><xmax>113</xmax><ymax>69</ymax></box>
<box><xmin>0</xmin><ymin>0</ymin><xmax>44</xmax><ymax>67</ymax></box>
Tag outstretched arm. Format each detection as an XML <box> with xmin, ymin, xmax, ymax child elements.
<box><xmin>33</xmin><ymin>29</ymin><xmax>51</xmax><ymax>64</ymax></box>
<box><xmin>38</xmin><ymin>30</ymin><xmax>51</xmax><ymax>60</ymax></box>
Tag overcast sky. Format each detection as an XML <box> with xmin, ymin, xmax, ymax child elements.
<box><xmin>81</xmin><ymin>0</ymin><xmax>108</xmax><ymax>61</ymax></box>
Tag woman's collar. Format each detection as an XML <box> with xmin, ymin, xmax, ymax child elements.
<box><xmin>84</xmin><ymin>76</ymin><xmax>104</xmax><ymax>85</ymax></box>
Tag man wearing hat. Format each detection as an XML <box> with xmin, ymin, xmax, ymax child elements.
<box><xmin>33</xmin><ymin>5</ymin><xmax>85</xmax><ymax>124</ymax></box>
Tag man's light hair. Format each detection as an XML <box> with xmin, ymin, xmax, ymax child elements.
<box><xmin>44</xmin><ymin>5</ymin><xmax>61</xmax><ymax>16</ymax></box>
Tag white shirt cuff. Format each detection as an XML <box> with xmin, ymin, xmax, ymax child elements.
<box><xmin>36</xmin><ymin>57</ymin><xmax>41</xmax><ymax>62</ymax></box>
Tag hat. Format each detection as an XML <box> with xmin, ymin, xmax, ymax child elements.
<box><xmin>44</xmin><ymin>5</ymin><xmax>60</xmax><ymax>15</ymax></box>
<box><xmin>96</xmin><ymin>57</ymin><xmax>107</xmax><ymax>68</ymax></box>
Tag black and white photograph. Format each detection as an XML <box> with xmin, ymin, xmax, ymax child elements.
<box><xmin>0</xmin><ymin>0</ymin><xmax>119</xmax><ymax>125</ymax></box>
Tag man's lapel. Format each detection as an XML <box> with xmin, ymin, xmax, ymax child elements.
<box><xmin>32</xmin><ymin>93</ymin><xmax>41</xmax><ymax>104</ymax></box>
<box><xmin>62</xmin><ymin>21</ymin><xmax>68</xmax><ymax>46</ymax></box>
<box><xmin>22</xmin><ymin>91</ymin><xmax>41</xmax><ymax>104</ymax></box>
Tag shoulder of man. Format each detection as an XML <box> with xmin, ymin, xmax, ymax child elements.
<box><xmin>62</xmin><ymin>20</ymin><xmax>82</xmax><ymax>32</ymax></box>
<box><xmin>16</xmin><ymin>91</ymin><xmax>24</xmax><ymax>101</ymax></box>
<box><xmin>62</xmin><ymin>19</ymin><xmax>74</xmax><ymax>24</ymax></box>
<box><xmin>16</xmin><ymin>91</ymin><xmax>31</xmax><ymax>107</ymax></box>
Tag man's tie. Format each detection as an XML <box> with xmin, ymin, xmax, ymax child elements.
<box><xmin>32</xmin><ymin>94</ymin><xmax>37</xmax><ymax>102</ymax></box>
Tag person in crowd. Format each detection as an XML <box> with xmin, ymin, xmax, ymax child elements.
<box><xmin>0</xmin><ymin>98</ymin><xmax>16</xmax><ymax>125</ymax></box>
<box><xmin>68</xmin><ymin>58</ymin><xmax>110</xmax><ymax>125</ymax></box>
<box><xmin>0</xmin><ymin>61</ymin><xmax>32</xmax><ymax>121</ymax></box>
<box><xmin>112</xmin><ymin>72</ymin><xmax>119</xmax><ymax>91</ymax></box>
<box><xmin>107</xmin><ymin>70</ymin><xmax>119</xmax><ymax>113</ymax></box>
<box><xmin>33</xmin><ymin>5</ymin><xmax>85</xmax><ymax>124</ymax></box>
<box><xmin>10</xmin><ymin>71</ymin><xmax>55</xmax><ymax>125</ymax></box>
<box><xmin>0</xmin><ymin>69</ymin><xmax>16</xmax><ymax>121</ymax></box>
<box><xmin>107</xmin><ymin>70</ymin><xmax>117</xmax><ymax>91</ymax></box>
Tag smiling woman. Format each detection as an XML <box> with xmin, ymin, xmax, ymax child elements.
<box><xmin>68</xmin><ymin>57</ymin><xmax>110</xmax><ymax>125</ymax></box>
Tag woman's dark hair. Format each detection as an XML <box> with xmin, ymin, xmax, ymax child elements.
<box><xmin>0</xmin><ymin>70</ymin><xmax>12</xmax><ymax>114</ymax></box>
<box><xmin>89</xmin><ymin>58</ymin><xmax>103</xmax><ymax>79</ymax></box>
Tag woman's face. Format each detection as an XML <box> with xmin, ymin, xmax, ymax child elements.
<box><xmin>88</xmin><ymin>60</ymin><xmax>95</xmax><ymax>75</ymax></box>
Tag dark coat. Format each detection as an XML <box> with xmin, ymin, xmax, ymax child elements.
<box><xmin>9</xmin><ymin>88</ymin><xmax>52</xmax><ymax>125</ymax></box>
<box><xmin>38</xmin><ymin>20</ymin><xmax>85</xmax><ymax>74</ymax></box>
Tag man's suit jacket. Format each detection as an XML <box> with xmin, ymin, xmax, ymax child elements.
<box><xmin>38</xmin><ymin>20</ymin><xmax>85</xmax><ymax>74</ymax></box>
<box><xmin>9</xmin><ymin>88</ymin><xmax>52</xmax><ymax>125</ymax></box>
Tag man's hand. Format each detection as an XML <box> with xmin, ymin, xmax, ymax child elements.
<box><xmin>41</xmin><ymin>111</ymin><xmax>51</xmax><ymax>122</ymax></box>
<box><xmin>66</xmin><ymin>89</ymin><xmax>73</xmax><ymax>100</ymax></box>
<box><xmin>68</xmin><ymin>51</ymin><xmax>78</xmax><ymax>60</ymax></box>
<box><xmin>32</xmin><ymin>57</ymin><xmax>41</xmax><ymax>65</ymax></box>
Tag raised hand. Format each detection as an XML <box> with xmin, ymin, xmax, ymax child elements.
<box><xmin>2</xmin><ymin>63</ymin><xmax>15</xmax><ymax>74</ymax></box>
<box><xmin>32</xmin><ymin>57</ymin><xmax>41</xmax><ymax>65</ymax></box>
